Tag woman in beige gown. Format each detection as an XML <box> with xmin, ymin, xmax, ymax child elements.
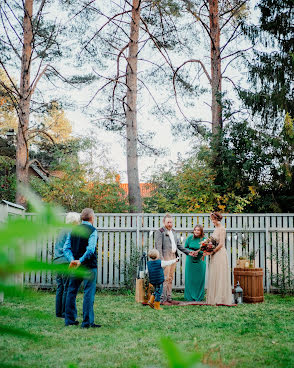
<box><xmin>206</xmin><ymin>212</ymin><xmax>232</xmax><ymax>305</ymax></box>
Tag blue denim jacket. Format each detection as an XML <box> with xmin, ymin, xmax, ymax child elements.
<box><xmin>53</xmin><ymin>230</ymin><xmax>69</xmax><ymax>264</ymax></box>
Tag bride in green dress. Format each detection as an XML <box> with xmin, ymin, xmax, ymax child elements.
<box><xmin>184</xmin><ymin>225</ymin><xmax>206</xmax><ymax>301</ymax></box>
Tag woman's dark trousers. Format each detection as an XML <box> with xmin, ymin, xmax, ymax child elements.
<box><xmin>56</xmin><ymin>274</ymin><xmax>69</xmax><ymax>317</ymax></box>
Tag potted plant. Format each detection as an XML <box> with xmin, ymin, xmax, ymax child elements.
<box><xmin>236</xmin><ymin>234</ymin><xmax>250</xmax><ymax>268</ymax></box>
<box><xmin>249</xmin><ymin>249</ymin><xmax>259</xmax><ymax>268</ymax></box>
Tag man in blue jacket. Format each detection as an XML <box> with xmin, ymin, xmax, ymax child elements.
<box><xmin>63</xmin><ymin>208</ymin><xmax>101</xmax><ymax>328</ymax></box>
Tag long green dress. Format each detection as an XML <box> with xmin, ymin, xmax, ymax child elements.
<box><xmin>184</xmin><ymin>235</ymin><xmax>206</xmax><ymax>301</ymax></box>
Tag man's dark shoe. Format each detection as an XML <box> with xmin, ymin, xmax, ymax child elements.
<box><xmin>65</xmin><ymin>320</ymin><xmax>79</xmax><ymax>326</ymax></box>
<box><xmin>169</xmin><ymin>300</ymin><xmax>180</xmax><ymax>305</ymax></box>
<box><xmin>81</xmin><ymin>323</ymin><xmax>102</xmax><ymax>329</ymax></box>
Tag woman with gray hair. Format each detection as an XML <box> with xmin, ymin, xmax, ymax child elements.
<box><xmin>53</xmin><ymin>212</ymin><xmax>80</xmax><ymax>318</ymax></box>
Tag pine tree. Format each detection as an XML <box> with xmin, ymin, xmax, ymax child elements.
<box><xmin>240</xmin><ymin>0</ymin><xmax>294</xmax><ymax>119</ymax></box>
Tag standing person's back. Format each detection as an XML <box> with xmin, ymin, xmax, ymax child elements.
<box><xmin>70</xmin><ymin>222</ymin><xmax>97</xmax><ymax>269</ymax></box>
<box><xmin>63</xmin><ymin>208</ymin><xmax>101</xmax><ymax>328</ymax></box>
<box><xmin>53</xmin><ymin>212</ymin><xmax>80</xmax><ymax>318</ymax></box>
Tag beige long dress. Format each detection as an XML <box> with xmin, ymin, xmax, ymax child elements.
<box><xmin>206</xmin><ymin>225</ymin><xmax>232</xmax><ymax>305</ymax></box>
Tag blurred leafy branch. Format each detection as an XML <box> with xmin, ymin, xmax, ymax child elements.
<box><xmin>0</xmin><ymin>190</ymin><xmax>88</xmax><ymax>338</ymax></box>
<box><xmin>161</xmin><ymin>337</ymin><xmax>211</xmax><ymax>368</ymax></box>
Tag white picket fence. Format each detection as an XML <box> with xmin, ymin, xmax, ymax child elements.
<box><xmin>23</xmin><ymin>213</ymin><xmax>294</xmax><ymax>292</ymax></box>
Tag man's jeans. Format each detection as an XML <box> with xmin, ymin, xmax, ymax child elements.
<box><xmin>65</xmin><ymin>268</ymin><xmax>97</xmax><ymax>327</ymax></box>
<box><xmin>153</xmin><ymin>283</ymin><xmax>163</xmax><ymax>302</ymax></box>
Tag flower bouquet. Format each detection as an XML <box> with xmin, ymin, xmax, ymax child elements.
<box><xmin>200</xmin><ymin>237</ymin><xmax>218</xmax><ymax>254</ymax></box>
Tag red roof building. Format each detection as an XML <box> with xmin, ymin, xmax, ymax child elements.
<box><xmin>116</xmin><ymin>175</ymin><xmax>155</xmax><ymax>198</ymax></box>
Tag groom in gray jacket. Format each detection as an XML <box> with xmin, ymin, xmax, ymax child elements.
<box><xmin>155</xmin><ymin>214</ymin><xmax>191</xmax><ymax>305</ymax></box>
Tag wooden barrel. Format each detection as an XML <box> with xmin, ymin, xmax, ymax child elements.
<box><xmin>233</xmin><ymin>268</ymin><xmax>264</xmax><ymax>303</ymax></box>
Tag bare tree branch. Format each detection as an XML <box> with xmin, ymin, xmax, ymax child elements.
<box><xmin>221</xmin><ymin>46</ymin><xmax>252</xmax><ymax>60</ymax></box>
<box><xmin>27</xmin><ymin>128</ymin><xmax>55</xmax><ymax>144</ymax></box>
<box><xmin>31</xmin><ymin>64</ymin><xmax>48</xmax><ymax>95</ymax></box>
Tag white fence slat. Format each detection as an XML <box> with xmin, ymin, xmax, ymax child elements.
<box><xmin>97</xmin><ymin>231</ymin><xmax>103</xmax><ymax>285</ymax></box>
<box><xmin>41</xmin><ymin>235</ymin><xmax>47</xmax><ymax>285</ymax></box>
<box><xmin>277</xmin><ymin>217</ymin><xmax>283</xmax><ymax>281</ymax></box>
<box><xmin>148</xmin><ymin>215</ymin><xmax>153</xmax><ymax>230</ymax></box>
<box><xmin>237</xmin><ymin>216</ymin><xmax>243</xmax><ymax>259</ymax></box>
<box><xmin>272</xmin><ymin>216</ymin><xmax>278</xmax><ymax>286</ymax></box>
<box><xmin>108</xmin><ymin>216</ymin><xmax>114</xmax><ymax>287</ymax></box>
<box><xmin>35</xmin><ymin>239</ymin><xmax>41</xmax><ymax>285</ymax></box>
<box><xmin>126</xmin><ymin>217</ymin><xmax>131</xmax><ymax>278</ymax></box>
<box><xmin>253</xmin><ymin>216</ymin><xmax>259</xmax><ymax>267</ymax></box>
<box><xmin>204</xmin><ymin>215</ymin><xmax>209</xmax><ymax>230</ymax></box>
<box><xmin>143</xmin><ymin>216</ymin><xmax>148</xmax><ymax>255</ymax></box>
<box><xmin>120</xmin><ymin>232</ymin><xmax>125</xmax><ymax>284</ymax></box>
<box><xmin>103</xmin><ymin>232</ymin><xmax>108</xmax><ymax>285</ymax></box>
<box><xmin>231</xmin><ymin>216</ymin><xmax>237</xmax><ymax>283</ymax></box>
<box><xmin>114</xmin><ymin>216</ymin><xmax>120</xmax><ymax>287</ymax></box>
<box><xmin>187</xmin><ymin>216</ymin><xmax>192</xmax><ymax>229</ymax></box>
<box><xmin>265</xmin><ymin>216</ymin><xmax>271</xmax><ymax>292</ymax></box>
<box><xmin>47</xmin><ymin>233</ymin><xmax>53</xmax><ymax>285</ymax></box>
<box><xmin>226</xmin><ymin>230</ymin><xmax>232</xmax><ymax>284</ymax></box>
<box><xmin>289</xmin><ymin>217</ymin><xmax>294</xmax><ymax>279</ymax></box>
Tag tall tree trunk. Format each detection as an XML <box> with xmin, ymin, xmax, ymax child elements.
<box><xmin>209</xmin><ymin>0</ymin><xmax>224</xmax><ymax>188</ymax></box>
<box><xmin>16</xmin><ymin>0</ymin><xmax>33</xmax><ymax>207</ymax></box>
<box><xmin>125</xmin><ymin>0</ymin><xmax>142</xmax><ymax>212</ymax></box>
<box><xmin>209</xmin><ymin>0</ymin><xmax>222</xmax><ymax>135</ymax></box>
<box><xmin>209</xmin><ymin>0</ymin><xmax>224</xmax><ymax>187</ymax></box>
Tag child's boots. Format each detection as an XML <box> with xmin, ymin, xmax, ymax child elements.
<box><xmin>148</xmin><ymin>295</ymin><xmax>155</xmax><ymax>309</ymax></box>
<box><xmin>154</xmin><ymin>301</ymin><xmax>162</xmax><ymax>310</ymax></box>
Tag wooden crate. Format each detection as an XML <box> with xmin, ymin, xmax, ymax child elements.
<box><xmin>234</xmin><ymin>267</ymin><xmax>264</xmax><ymax>303</ymax></box>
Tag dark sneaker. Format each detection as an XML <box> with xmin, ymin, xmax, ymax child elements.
<box><xmin>65</xmin><ymin>320</ymin><xmax>79</xmax><ymax>326</ymax></box>
<box><xmin>81</xmin><ymin>323</ymin><xmax>102</xmax><ymax>329</ymax></box>
<box><xmin>169</xmin><ymin>300</ymin><xmax>180</xmax><ymax>305</ymax></box>
<box><xmin>91</xmin><ymin>324</ymin><xmax>102</xmax><ymax>328</ymax></box>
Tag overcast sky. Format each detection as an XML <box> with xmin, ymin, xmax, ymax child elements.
<box><xmin>61</xmin><ymin>0</ymin><xmax>257</xmax><ymax>183</ymax></box>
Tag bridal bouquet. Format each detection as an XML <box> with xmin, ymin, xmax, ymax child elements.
<box><xmin>200</xmin><ymin>237</ymin><xmax>218</xmax><ymax>253</ymax></box>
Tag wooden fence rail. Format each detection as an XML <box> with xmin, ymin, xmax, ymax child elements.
<box><xmin>22</xmin><ymin>213</ymin><xmax>294</xmax><ymax>292</ymax></box>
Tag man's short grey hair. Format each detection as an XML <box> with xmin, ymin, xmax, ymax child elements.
<box><xmin>65</xmin><ymin>212</ymin><xmax>80</xmax><ymax>225</ymax></box>
<box><xmin>163</xmin><ymin>213</ymin><xmax>173</xmax><ymax>223</ymax></box>
<box><xmin>81</xmin><ymin>208</ymin><xmax>95</xmax><ymax>222</ymax></box>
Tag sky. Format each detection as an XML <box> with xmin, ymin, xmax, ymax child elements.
<box><xmin>67</xmin><ymin>96</ymin><xmax>202</xmax><ymax>183</ymax></box>
<box><xmin>61</xmin><ymin>0</ymin><xmax>255</xmax><ymax>183</ymax></box>
<box><xmin>1</xmin><ymin>0</ymin><xmax>257</xmax><ymax>184</ymax></box>
<box><xmin>60</xmin><ymin>0</ymin><xmax>249</xmax><ymax>182</ymax></box>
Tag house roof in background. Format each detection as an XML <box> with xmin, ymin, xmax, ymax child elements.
<box><xmin>1</xmin><ymin>200</ymin><xmax>25</xmax><ymax>210</ymax></box>
<box><xmin>119</xmin><ymin>183</ymin><xmax>155</xmax><ymax>198</ymax></box>
<box><xmin>29</xmin><ymin>163</ymin><xmax>49</xmax><ymax>182</ymax></box>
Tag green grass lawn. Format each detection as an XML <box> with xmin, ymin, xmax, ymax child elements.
<box><xmin>1</xmin><ymin>291</ymin><xmax>294</xmax><ymax>368</ymax></box>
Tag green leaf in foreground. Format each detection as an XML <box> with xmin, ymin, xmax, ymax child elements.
<box><xmin>160</xmin><ymin>337</ymin><xmax>210</xmax><ymax>368</ymax></box>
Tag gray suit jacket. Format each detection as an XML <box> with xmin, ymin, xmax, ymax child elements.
<box><xmin>154</xmin><ymin>227</ymin><xmax>190</xmax><ymax>260</ymax></box>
